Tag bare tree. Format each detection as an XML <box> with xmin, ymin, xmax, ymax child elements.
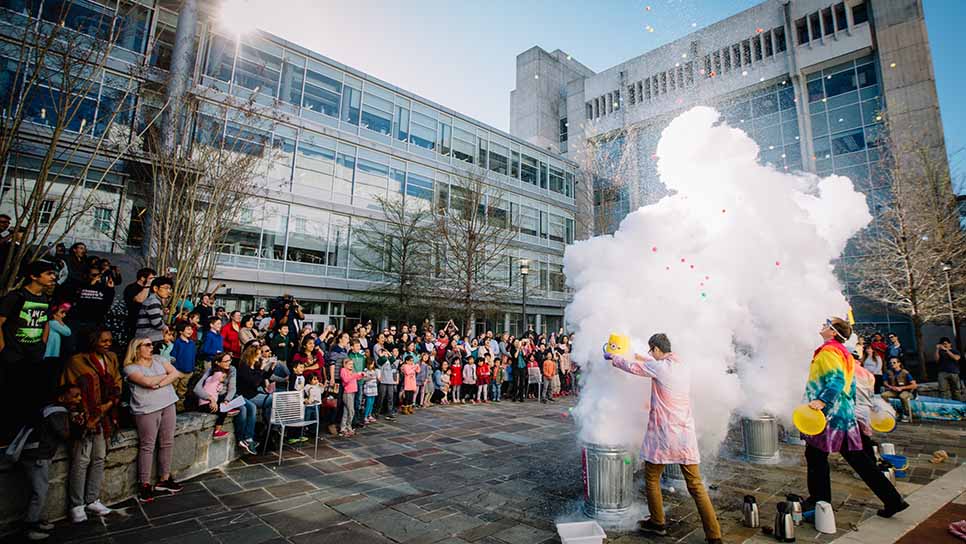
<box><xmin>351</xmin><ymin>194</ymin><xmax>435</xmax><ymax>322</ymax></box>
<box><xmin>851</xmin><ymin>120</ymin><xmax>966</xmax><ymax>366</ymax></box>
<box><xmin>138</xmin><ymin>88</ymin><xmax>279</xmax><ymax>319</ymax></box>
<box><xmin>433</xmin><ymin>167</ymin><xmax>517</xmax><ymax>333</ymax></box>
<box><xmin>0</xmin><ymin>3</ymin><xmax>158</xmax><ymax>294</ymax></box>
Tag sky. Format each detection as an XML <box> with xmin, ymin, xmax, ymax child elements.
<box><xmin>222</xmin><ymin>0</ymin><xmax>964</xmax><ymax>182</ymax></box>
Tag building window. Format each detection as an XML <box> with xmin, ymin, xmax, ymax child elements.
<box><xmin>94</xmin><ymin>207</ymin><xmax>112</xmax><ymax>234</ymax></box>
<box><xmin>764</xmin><ymin>31</ymin><xmax>773</xmax><ymax>57</ymax></box>
<box><xmin>723</xmin><ymin>48</ymin><xmax>732</xmax><ymax>72</ymax></box>
<box><xmin>774</xmin><ymin>27</ymin><xmax>787</xmax><ymax>52</ymax></box>
<box><xmin>586</xmin><ymin>102</ymin><xmax>593</xmax><ymax>120</ymax></box>
<box><xmin>796</xmin><ymin>18</ymin><xmax>809</xmax><ymax>45</ymax></box>
<box><xmin>753</xmin><ymin>36</ymin><xmax>762</xmax><ymax>61</ymax></box>
<box><xmin>559</xmin><ymin>118</ymin><xmax>568</xmax><ymax>144</ymax></box>
<box><xmin>834</xmin><ymin>3</ymin><xmax>848</xmax><ymax>31</ymax></box>
<box><xmin>742</xmin><ymin>40</ymin><xmax>752</xmax><ymax>65</ymax></box>
<box><xmin>636</xmin><ymin>80</ymin><xmax>644</xmax><ymax>101</ymax></box>
<box><xmin>822</xmin><ymin>8</ymin><xmax>834</xmax><ymax>35</ymax></box>
<box><xmin>39</xmin><ymin>199</ymin><xmax>55</xmax><ymax>225</ymax></box>
<box><xmin>614</xmin><ymin>89</ymin><xmax>620</xmax><ymax>110</ymax></box>
<box><xmin>809</xmin><ymin>13</ymin><xmax>821</xmax><ymax>41</ymax></box>
<box><xmin>628</xmin><ymin>84</ymin><xmax>636</xmax><ymax>105</ymax></box>
<box><xmin>852</xmin><ymin>2</ymin><xmax>868</xmax><ymax>25</ymax></box>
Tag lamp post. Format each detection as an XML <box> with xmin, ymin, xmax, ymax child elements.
<box><xmin>519</xmin><ymin>259</ymin><xmax>530</xmax><ymax>336</ymax></box>
<box><xmin>941</xmin><ymin>261</ymin><xmax>959</xmax><ymax>351</ymax></box>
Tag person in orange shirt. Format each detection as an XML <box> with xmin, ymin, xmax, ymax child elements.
<box><xmin>541</xmin><ymin>354</ymin><xmax>557</xmax><ymax>403</ymax></box>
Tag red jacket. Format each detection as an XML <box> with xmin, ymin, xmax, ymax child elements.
<box><xmin>450</xmin><ymin>362</ymin><xmax>463</xmax><ymax>385</ymax></box>
<box><xmin>222</xmin><ymin>323</ymin><xmax>242</xmax><ymax>359</ymax></box>
<box><xmin>477</xmin><ymin>363</ymin><xmax>491</xmax><ymax>384</ymax></box>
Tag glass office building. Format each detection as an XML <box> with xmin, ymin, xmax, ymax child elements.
<box><xmin>511</xmin><ymin>0</ymin><xmax>949</xmax><ymax>342</ymax></box>
<box><xmin>0</xmin><ymin>0</ymin><xmax>577</xmax><ymax>335</ymax></box>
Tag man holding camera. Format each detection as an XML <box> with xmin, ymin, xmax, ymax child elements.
<box><xmin>935</xmin><ymin>337</ymin><xmax>962</xmax><ymax>402</ymax></box>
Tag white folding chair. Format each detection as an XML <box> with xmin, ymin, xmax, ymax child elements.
<box><xmin>260</xmin><ymin>391</ymin><xmax>319</xmax><ymax>466</ymax></box>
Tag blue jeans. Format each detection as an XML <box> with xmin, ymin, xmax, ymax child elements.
<box><xmin>234</xmin><ymin>398</ymin><xmax>256</xmax><ymax>441</ymax></box>
<box><xmin>364</xmin><ymin>395</ymin><xmax>376</xmax><ymax>419</ymax></box>
<box><xmin>250</xmin><ymin>393</ymin><xmax>273</xmax><ymax>424</ymax></box>
<box><xmin>492</xmin><ymin>382</ymin><xmax>502</xmax><ymax>401</ymax></box>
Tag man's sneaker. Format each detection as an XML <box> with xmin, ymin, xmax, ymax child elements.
<box><xmin>286</xmin><ymin>437</ymin><xmax>302</xmax><ymax>445</ymax></box>
<box><xmin>238</xmin><ymin>440</ymin><xmax>255</xmax><ymax>455</ymax></box>
<box><xmin>155</xmin><ymin>478</ymin><xmax>184</xmax><ymax>493</ymax></box>
<box><xmin>35</xmin><ymin>521</ymin><xmax>54</xmax><ymax>532</ymax></box>
<box><xmin>212</xmin><ymin>429</ymin><xmax>229</xmax><ymax>440</ymax></box>
<box><xmin>137</xmin><ymin>483</ymin><xmax>155</xmax><ymax>503</ymax></box>
<box><xmin>246</xmin><ymin>438</ymin><xmax>260</xmax><ymax>451</ymax></box>
<box><xmin>86</xmin><ymin>500</ymin><xmax>111</xmax><ymax>516</ymax></box>
<box><xmin>25</xmin><ymin>526</ymin><xmax>49</xmax><ymax>541</ymax></box>
<box><xmin>69</xmin><ymin>505</ymin><xmax>87</xmax><ymax>523</ymax></box>
<box><xmin>877</xmin><ymin>500</ymin><xmax>910</xmax><ymax>518</ymax></box>
<box><xmin>638</xmin><ymin>518</ymin><xmax>668</xmax><ymax>536</ymax></box>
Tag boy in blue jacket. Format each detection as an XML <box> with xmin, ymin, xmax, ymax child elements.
<box><xmin>199</xmin><ymin>318</ymin><xmax>224</xmax><ymax>363</ymax></box>
<box><xmin>169</xmin><ymin>322</ymin><xmax>198</xmax><ymax>410</ymax></box>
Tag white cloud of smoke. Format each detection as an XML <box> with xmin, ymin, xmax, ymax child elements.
<box><xmin>566</xmin><ymin>107</ymin><xmax>871</xmax><ymax>456</ymax></box>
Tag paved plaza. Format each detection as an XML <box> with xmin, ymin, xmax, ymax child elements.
<box><xmin>23</xmin><ymin>396</ymin><xmax>966</xmax><ymax>544</ymax></box>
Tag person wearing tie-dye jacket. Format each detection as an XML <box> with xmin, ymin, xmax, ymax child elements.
<box><xmin>605</xmin><ymin>333</ymin><xmax>722</xmax><ymax>544</ymax></box>
<box><xmin>801</xmin><ymin>317</ymin><xmax>908</xmax><ymax>519</ymax></box>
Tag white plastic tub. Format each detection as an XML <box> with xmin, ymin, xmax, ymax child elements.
<box><xmin>556</xmin><ymin>520</ymin><xmax>607</xmax><ymax>544</ymax></box>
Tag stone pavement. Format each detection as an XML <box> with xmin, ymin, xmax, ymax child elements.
<box><xmin>17</xmin><ymin>395</ymin><xmax>966</xmax><ymax>544</ymax></box>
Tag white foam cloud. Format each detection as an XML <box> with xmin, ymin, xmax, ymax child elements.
<box><xmin>566</xmin><ymin>107</ymin><xmax>871</xmax><ymax>456</ymax></box>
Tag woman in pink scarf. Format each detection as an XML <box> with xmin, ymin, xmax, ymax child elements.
<box><xmin>605</xmin><ymin>333</ymin><xmax>721</xmax><ymax>544</ymax></box>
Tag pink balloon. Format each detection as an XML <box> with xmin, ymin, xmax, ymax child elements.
<box><xmin>652</xmin><ymin>246</ymin><xmax>658</xmax><ymax>252</ymax></box>
<box><xmin>775</xmin><ymin>261</ymin><xmax>781</xmax><ymax>266</ymax></box>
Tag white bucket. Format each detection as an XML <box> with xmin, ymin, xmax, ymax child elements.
<box><xmin>556</xmin><ymin>520</ymin><xmax>606</xmax><ymax>544</ymax></box>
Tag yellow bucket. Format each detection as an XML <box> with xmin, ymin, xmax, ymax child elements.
<box><xmin>792</xmin><ymin>404</ymin><xmax>827</xmax><ymax>436</ymax></box>
<box><xmin>870</xmin><ymin>411</ymin><xmax>896</xmax><ymax>433</ymax></box>
<box><xmin>605</xmin><ymin>333</ymin><xmax>630</xmax><ymax>356</ymax></box>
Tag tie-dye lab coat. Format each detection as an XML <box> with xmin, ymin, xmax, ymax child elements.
<box><xmin>803</xmin><ymin>340</ymin><xmax>862</xmax><ymax>453</ymax></box>
<box><xmin>611</xmin><ymin>353</ymin><xmax>700</xmax><ymax>465</ymax></box>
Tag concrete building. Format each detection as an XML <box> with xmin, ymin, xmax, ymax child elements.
<box><xmin>0</xmin><ymin>1</ymin><xmax>577</xmax><ymax>336</ymax></box>
<box><xmin>511</xmin><ymin>0</ymin><xmax>950</xmax><ymax>338</ymax></box>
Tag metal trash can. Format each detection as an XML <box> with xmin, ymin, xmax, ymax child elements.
<box><xmin>582</xmin><ymin>443</ymin><xmax>635</xmax><ymax>525</ymax></box>
<box><xmin>742</xmin><ymin>415</ymin><xmax>780</xmax><ymax>464</ymax></box>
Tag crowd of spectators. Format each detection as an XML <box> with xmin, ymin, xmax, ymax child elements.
<box><xmin>0</xmin><ymin>244</ymin><xmax>577</xmax><ymax>541</ymax></box>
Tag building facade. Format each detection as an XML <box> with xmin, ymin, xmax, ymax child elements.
<box><xmin>510</xmin><ymin>0</ymin><xmax>949</xmax><ymax>339</ymax></box>
<box><xmin>0</xmin><ymin>0</ymin><xmax>577</xmax><ymax>336</ymax></box>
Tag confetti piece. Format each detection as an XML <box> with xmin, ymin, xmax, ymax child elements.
<box><xmin>624</xmin><ymin>457</ymin><xmax>632</xmax><ymax>465</ymax></box>
<box><xmin>710</xmin><ymin>70</ymin><xmax>717</xmax><ymax>77</ymax></box>
<box><xmin>652</xmin><ymin>246</ymin><xmax>658</xmax><ymax>252</ymax></box>
<box><xmin>645</xmin><ymin>5</ymin><xmax>652</xmax><ymax>11</ymax></box>
<box><xmin>700</xmin><ymin>282</ymin><xmax>704</xmax><ymax>287</ymax></box>
<box><xmin>722</xmin><ymin>209</ymin><xmax>727</xmax><ymax>213</ymax></box>
<box><xmin>756</xmin><ymin>27</ymin><xmax>763</xmax><ymax>33</ymax></box>
<box><xmin>775</xmin><ymin>261</ymin><xmax>781</xmax><ymax>266</ymax></box>
<box><xmin>691</xmin><ymin>22</ymin><xmax>697</xmax><ymax>27</ymax></box>
<box><xmin>890</xmin><ymin>62</ymin><xmax>896</xmax><ymax>68</ymax></box>
<box><xmin>680</xmin><ymin>258</ymin><xmax>686</xmax><ymax>263</ymax></box>
<box><xmin>690</xmin><ymin>265</ymin><xmax>695</xmax><ymax>269</ymax></box>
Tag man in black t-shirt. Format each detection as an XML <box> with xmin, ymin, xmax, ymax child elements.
<box><xmin>60</xmin><ymin>264</ymin><xmax>115</xmax><ymax>353</ymax></box>
<box><xmin>123</xmin><ymin>268</ymin><xmax>156</xmax><ymax>344</ymax></box>
<box><xmin>0</xmin><ymin>260</ymin><xmax>58</xmax><ymax>440</ymax></box>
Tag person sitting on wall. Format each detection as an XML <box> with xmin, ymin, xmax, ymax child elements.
<box><xmin>604</xmin><ymin>333</ymin><xmax>723</xmax><ymax>544</ymax></box>
<box><xmin>881</xmin><ymin>358</ymin><xmax>918</xmax><ymax>423</ymax></box>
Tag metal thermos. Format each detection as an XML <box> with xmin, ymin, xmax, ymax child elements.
<box><xmin>785</xmin><ymin>494</ymin><xmax>803</xmax><ymax>526</ymax></box>
<box><xmin>743</xmin><ymin>495</ymin><xmax>760</xmax><ymax>528</ymax></box>
<box><xmin>774</xmin><ymin>502</ymin><xmax>796</xmax><ymax>542</ymax></box>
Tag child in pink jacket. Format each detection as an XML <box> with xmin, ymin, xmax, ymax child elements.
<box><xmin>339</xmin><ymin>358</ymin><xmax>365</xmax><ymax>436</ymax></box>
<box><xmin>400</xmin><ymin>355</ymin><xmax>417</xmax><ymax>414</ymax></box>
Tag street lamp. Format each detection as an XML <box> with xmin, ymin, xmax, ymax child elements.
<box><xmin>941</xmin><ymin>261</ymin><xmax>959</xmax><ymax>351</ymax></box>
<box><xmin>519</xmin><ymin>259</ymin><xmax>530</xmax><ymax>336</ymax></box>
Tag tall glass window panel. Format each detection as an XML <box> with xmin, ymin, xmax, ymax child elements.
<box><xmin>549</xmin><ymin>213</ymin><xmax>566</xmax><ymax>243</ymax></box>
<box><xmin>204</xmin><ymin>34</ymin><xmax>235</xmax><ymax>88</ymax></box>
<box><xmin>40</xmin><ymin>0</ymin><xmax>115</xmax><ymax>42</ymax></box>
<box><xmin>333</xmin><ymin>146</ymin><xmax>355</xmax><ymax>205</ymax></box>
<box><xmin>341</xmin><ymin>76</ymin><xmax>361</xmax><ymax>125</ymax></box>
<box><xmin>302</xmin><ymin>60</ymin><xmax>342</xmax><ymax>120</ymax></box>
<box><xmin>488</xmin><ymin>142</ymin><xmax>509</xmax><ymax>176</ymax></box>
<box><xmin>95</xmin><ymin>72</ymin><xmax>136</xmax><ymax>137</ymax></box>
<box><xmin>279</xmin><ymin>52</ymin><xmax>305</xmax><ymax>108</ymax></box>
<box><xmin>328</xmin><ymin>214</ymin><xmax>350</xmax><ymax>271</ymax></box>
<box><xmin>258</xmin><ymin>202</ymin><xmax>288</xmax><ymax>267</ymax></box>
<box><xmin>829</xmin><ymin>103</ymin><xmax>862</xmax><ymax>132</ymax></box>
<box><xmin>521</xmin><ymin>154</ymin><xmax>538</xmax><ymax>185</ymax></box>
<box><xmin>519</xmin><ymin>205</ymin><xmax>539</xmax><ymax>237</ymax></box>
<box><xmin>752</xmin><ymin>93</ymin><xmax>779</xmax><ymax>117</ymax></box>
<box><xmin>354</xmin><ymin>149</ymin><xmax>390</xmax><ymax>211</ymax></box>
<box><xmin>114</xmin><ymin>1</ymin><xmax>150</xmax><ymax>61</ymax></box>
<box><xmin>856</xmin><ymin>63</ymin><xmax>877</xmax><ymax>88</ymax></box>
<box><xmin>437</xmin><ymin>115</ymin><xmax>452</xmax><ymax>157</ymax></box>
<box><xmin>361</xmin><ymin>85</ymin><xmax>393</xmax><ymax>136</ymax></box>
<box><xmin>410</xmin><ymin>104</ymin><xmax>437</xmax><ymax>151</ymax></box>
<box><xmin>861</xmin><ymin>97</ymin><xmax>882</xmax><ymax>124</ymax></box>
<box><xmin>259</xmin><ymin>124</ymin><xmax>295</xmax><ymax>191</ymax></box>
<box><xmin>452</xmin><ymin>126</ymin><xmax>474</xmax><ymax>163</ymax></box>
<box><xmin>224</xmin><ymin>114</ymin><xmax>271</xmax><ymax>159</ymax></box>
<box><xmin>220</xmin><ymin>206</ymin><xmax>261</xmax><ymax>265</ymax></box>
<box><xmin>548</xmin><ymin>166</ymin><xmax>565</xmax><ymax>194</ymax></box>
<box><xmin>394</xmin><ymin>100</ymin><xmax>410</xmax><ymax>142</ymax></box>
<box><xmin>233</xmin><ymin>37</ymin><xmax>282</xmax><ymax>102</ymax></box>
<box><xmin>539</xmin><ymin>162</ymin><xmax>548</xmax><ymax>189</ymax></box>
<box><xmin>293</xmin><ymin>130</ymin><xmax>336</xmax><ymax>196</ymax></box>
<box><xmin>286</xmin><ymin>206</ymin><xmax>331</xmax><ymax>272</ymax></box>
<box><xmin>511</xmin><ymin>150</ymin><xmax>520</xmax><ymax>178</ymax></box>
<box><xmin>389</xmin><ymin>158</ymin><xmax>406</xmax><ymax>197</ymax></box>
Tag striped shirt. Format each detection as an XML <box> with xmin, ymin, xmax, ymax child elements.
<box><xmin>135</xmin><ymin>293</ymin><xmax>165</xmax><ymax>343</ymax></box>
